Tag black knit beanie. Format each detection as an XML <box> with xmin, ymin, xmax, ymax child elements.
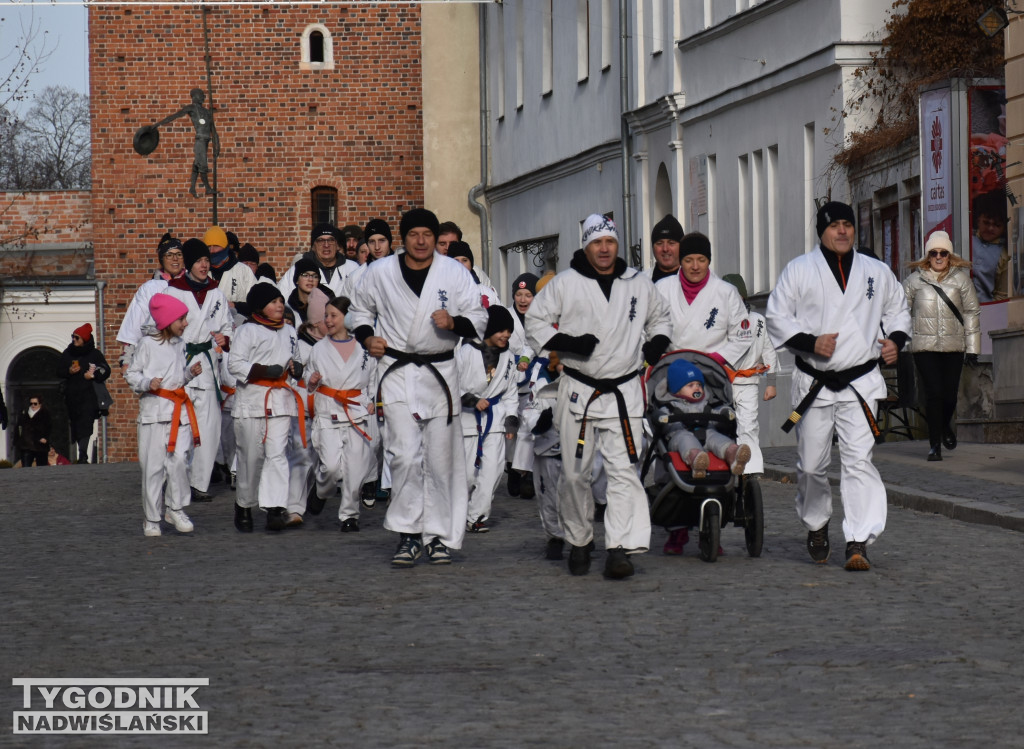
<box><xmin>157</xmin><ymin>232</ymin><xmax>182</xmax><ymax>260</ymax></box>
<box><xmin>246</xmin><ymin>282</ymin><xmax>284</xmax><ymax>313</ymax></box>
<box><xmin>484</xmin><ymin>305</ymin><xmax>515</xmax><ymax>339</ymax></box>
<box><xmin>399</xmin><ymin>208</ymin><xmax>440</xmax><ymax>241</ymax></box>
<box><xmin>511</xmin><ymin>273</ymin><xmax>539</xmax><ymax>296</ymax></box>
<box><xmin>816</xmin><ymin>201</ymin><xmax>856</xmax><ymax>238</ymax></box>
<box><xmin>182</xmin><ymin>238</ymin><xmax>210</xmax><ymax>269</ymax></box>
<box><xmin>651</xmin><ymin>214</ymin><xmax>684</xmax><ymax>245</ymax></box>
<box><xmin>679</xmin><ymin>232</ymin><xmax>711</xmax><ymax>261</ymax></box>
<box><xmin>237</xmin><ymin>243</ymin><xmax>260</xmax><ymax>264</ymax></box>
<box><xmin>363</xmin><ymin>218</ymin><xmax>392</xmax><ymax>244</ymax></box>
<box><xmin>447</xmin><ymin>241</ymin><xmax>474</xmax><ymax>265</ymax></box>
<box><xmin>293</xmin><ymin>256</ymin><xmax>320</xmax><ymax>283</ymax></box>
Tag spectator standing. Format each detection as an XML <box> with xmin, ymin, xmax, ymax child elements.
<box><xmin>16</xmin><ymin>395</ymin><xmax>51</xmax><ymax>467</ymax></box>
<box><xmin>56</xmin><ymin>324</ymin><xmax>111</xmax><ymax>464</ymax></box>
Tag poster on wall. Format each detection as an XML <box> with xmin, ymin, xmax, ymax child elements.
<box><xmin>967</xmin><ymin>84</ymin><xmax>1008</xmax><ymax>303</ymax></box>
<box><xmin>920</xmin><ymin>85</ymin><xmax>952</xmax><ymax>243</ymax></box>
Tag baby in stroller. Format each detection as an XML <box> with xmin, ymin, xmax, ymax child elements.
<box><xmin>656</xmin><ymin>359</ymin><xmax>751</xmax><ymax>478</ymax></box>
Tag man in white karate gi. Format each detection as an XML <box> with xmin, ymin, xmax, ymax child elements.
<box><xmin>349</xmin><ymin>208</ymin><xmax>488</xmax><ymax>567</ymax></box>
<box><xmin>526</xmin><ymin>214</ymin><xmax>671</xmax><ymax>580</ymax></box>
<box><xmin>767</xmin><ymin>201</ymin><xmax>911</xmax><ymax>571</ymax></box>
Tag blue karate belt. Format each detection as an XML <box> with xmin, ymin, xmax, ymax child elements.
<box><xmin>472</xmin><ymin>394</ymin><xmax>504</xmax><ymax>468</ymax></box>
<box><xmin>185</xmin><ymin>340</ymin><xmax>222</xmax><ymax>403</ymax></box>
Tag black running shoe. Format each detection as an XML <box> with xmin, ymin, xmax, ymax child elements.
<box><xmin>844</xmin><ymin>541</ymin><xmax>871</xmax><ymax>571</ymax></box>
<box><xmin>807</xmin><ymin>523</ymin><xmax>830</xmax><ymax>564</ymax></box>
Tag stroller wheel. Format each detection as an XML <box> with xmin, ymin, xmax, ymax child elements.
<box><xmin>743</xmin><ymin>477</ymin><xmax>764</xmax><ymax>558</ymax></box>
<box><xmin>698</xmin><ymin>502</ymin><xmax>721</xmax><ymax>563</ymax></box>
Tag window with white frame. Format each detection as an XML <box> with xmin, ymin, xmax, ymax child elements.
<box><xmin>300</xmin><ymin>24</ymin><xmax>335</xmax><ymax>71</ymax></box>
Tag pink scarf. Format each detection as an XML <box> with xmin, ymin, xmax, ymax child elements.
<box><xmin>680</xmin><ymin>271</ymin><xmax>710</xmax><ymax>305</ymax></box>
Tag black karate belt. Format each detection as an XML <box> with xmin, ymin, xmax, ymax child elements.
<box><xmin>375</xmin><ymin>347</ymin><xmax>455</xmax><ymax>425</ymax></box>
<box><xmin>185</xmin><ymin>340</ymin><xmax>222</xmax><ymax>403</ymax></box>
<box><xmin>562</xmin><ymin>366</ymin><xmax>642</xmax><ymax>464</ymax></box>
<box><xmin>782</xmin><ymin>357</ymin><xmax>883</xmax><ymax>444</ymax></box>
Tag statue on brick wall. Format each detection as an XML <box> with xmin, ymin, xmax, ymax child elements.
<box><xmin>133</xmin><ymin>87</ymin><xmax>220</xmax><ymax>197</ymax></box>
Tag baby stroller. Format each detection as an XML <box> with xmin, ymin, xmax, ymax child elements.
<box><xmin>641</xmin><ymin>350</ymin><xmax>764</xmax><ymax>562</ymax></box>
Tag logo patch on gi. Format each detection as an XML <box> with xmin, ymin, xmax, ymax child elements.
<box><xmin>361</xmin><ymin>350</ymin><xmax>370</xmax><ymax>370</ymax></box>
<box><xmin>740</xmin><ymin>318</ymin><xmax>750</xmax><ymax>330</ymax></box>
<box><xmin>438</xmin><ymin>289</ymin><xmax>449</xmax><ymax>310</ymax></box>
<box><xmin>210</xmin><ymin>300</ymin><xmax>221</xmax><ymax>317</ymax></box>
<box><xmin>866</xmin><ymin>277</ymin><xmax>875</xmax><ymax>299</ymax></box>
<box><xmin>756</xmin><ymin>318</ymin><xmax>765</xmax><ymax>338</ymax></box>
<box><xmin>628</xmin><ymin>296</ymin><xmax>638</xmax><ymax>322</ymax></box>
<box><xmin>570</xmin><ymin>391</ymin><xmax>579</xmax><ymax>403</ymax></box>
<box><xmin>704</xmin><ymin>307</ymin><xmax>719</xmax><ymax>330</ymax></box>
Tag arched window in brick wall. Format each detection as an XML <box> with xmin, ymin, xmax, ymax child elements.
<box><xmin>311</xmin><ymin>186</ymin><xmax>338</xmax><ymax>226</ymax></box>
<box><xmin>300</xmin><ymin>24</ymin><xmax>334</xmax><ymax>71</ymax></box>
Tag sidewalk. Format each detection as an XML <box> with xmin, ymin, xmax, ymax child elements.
<box><xmin>762</xmin><ymin>441</ymin><xmax>1024</xmax><ymax>532</ymax></box>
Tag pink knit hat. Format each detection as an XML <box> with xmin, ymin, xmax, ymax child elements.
<box><xmin>149</xmin><ymin>293</ymin><xmax>189</xmax><ymax>331</ymax></box>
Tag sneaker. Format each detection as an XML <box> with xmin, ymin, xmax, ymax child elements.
<box><xmin>265</xmin><ymin>507</ymin><xmax>288</xmax><ymax>532</ymax></box>
<box><xmin>467</xmin><ymin>517</ymin><xmax>490</xmax><ymax>533</ymax></box>
<box><xmin>942</xmin><ymin>426</ymin><xmax>957</xmax><ymax>451</ymax></box>
<box><xmin>190</xmin><ymin>486</ymin><xmax>213</xmax><ymax>503</ymax></box>
<box><xmin>604</xmin><ymin>548</ymin><xmax>635</xmax><ymax>580</ymax></box>
<box><xmin>340</xmin><ymin>517</ymin><xmax>360</xmax><ymax>533</ymax></box>
<box><xmin>286</xmin><ymin>512</ymin><xmax>304</xmax><ymax>527</ymax></box>
<box><xmin>163</xmin><ymin>509</ymin><xmax>194</xmax><ymax>533</ymax></box>
<box><xmin>306</xmin><ymin>483</ymin><xmax>326</xmax><ymax>516</ymax></box>
<box><xmin>730</xmin><ymin>444</ymin><xmax>752</xmax><ymax>476</ymax></box>
<box><xmin>391</xmin><ymin>534</ymin><xmax>423</xmax><ymax>567</ymax></box>
<box><xmin>844</xmin><ymin>541</ymin><xmax>871</xmax><ymax>571</ymax></box>
<box><xmin>807</xmin><ymin>523</ymin><xmax>830</xmax><ymax>564</ymax></box>
<box><xmin>143</xmin><ymin>520</ymin><xmax>162</xmax><ymax>537</ymax></box>
<box><xmin>425</xmin><ymin>538</ymin><xmax>453</xmax><ymax>565</ymax></box>
<box><xmin>545</xmin><ymin>537</ymin><xmax>565</xmax><ymax>560</ymax></box>
<box><xmin>360</xmin><ymin>481</ymin><xmax>377</xmax><ymax>509</ymax></box>
<box><xmin>568</xmin><ymin>544</ymin><xmax>591</xmax><ymax>576</ymax></box>
<box><xmin>663</xmin><ymin>528</ymin><xmax>688</xmax><ymax>555</ymax></box>
<box><xmin>234</xmin><ymin>503</ymin><xmax>253</xmax><ymax>533</ymax></box>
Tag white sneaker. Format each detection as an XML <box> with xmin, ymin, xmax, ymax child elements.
<box><xmin>164</xmin><ymin>509</ymin><xmax>194</xmax><ymax>533</ymax></box>
<box><xmin>143</xmin><ymin>520</ymin><xmax>162</xmax><ymax>537</ymax></box>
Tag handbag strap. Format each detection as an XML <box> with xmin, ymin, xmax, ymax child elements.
<box><xmin>924</xmin><ymin>281</ymin><xmax>964</xmax><ymax>326</ymax></box>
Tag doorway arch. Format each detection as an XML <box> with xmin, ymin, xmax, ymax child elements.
<box><xmin>5</xmin><ymin>346</ymin><xmax>70</xmax><ymax>462</ymax></box>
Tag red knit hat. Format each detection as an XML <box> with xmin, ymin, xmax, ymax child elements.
<box><xmin>73</xmin><ymin>323</ymin><xmax>93</xmax><ymax>341</ymax></box>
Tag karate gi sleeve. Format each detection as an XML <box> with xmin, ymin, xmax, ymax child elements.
<box><xmin>227</xmin><ymin>325</ymin><xmax>257</xmax><ymax>381</ymax></box>
<box><xmin>766</xmin><ymin>264</ymin><xmax>807</xmax><ymax>351</ymax></box>
<box><xmin>525</xmin><ymin>279</ymin><xmax>562</xmax><ymax>354</ymax></box>
<box><xmin>879</xmin><ymin>268</ymin><xmax>912</xmax><ymax>347</ymax></box>
<box><xmin>125</xmin><ymin>341</ymin><xmax>152</xmax><ymax>394</ymax></box>
<box><xmin>347</xmin><ymin>266</ymin><xmax>379</xmax><ymax>333</ymax></box>
<box><xmin>716</xmin><ymin>286</ymin><xmax>755</xmax><ymax>366</ymax></box>
<box><xmin>116</xmin><ymin>288</ymin><xmax>151</xmax><ymax>347</ymax></box>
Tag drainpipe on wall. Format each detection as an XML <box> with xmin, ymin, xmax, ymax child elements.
<box><xmin>96</xmin><ymin>278</ymin><xmax>108</xmax><ymax>463</ymax></box>
<box><xmin>619</xmin><ymin>0</ymin><xmax>634</xmax><ymax>263</ymax></box>
<box><xmin>469</xmin><ymin>5</ymin><xmax>490</xmax><ymax>278</ymax></box>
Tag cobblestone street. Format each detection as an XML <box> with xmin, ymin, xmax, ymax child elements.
<box><xmin>3</xmin><ymin>462</ymin><xmax>1023</xmax><ymax>748</ymax></box>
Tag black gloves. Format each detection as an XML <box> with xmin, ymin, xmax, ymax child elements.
<box><xmin>532</xmin><ymin>407</ymin><xmax>554</xmax><ymax>435</ymax></box>
<box><xmin>544</xmin><ymin>332</ymin><xmax>599</xmax><ymax>357</ymax></box>
<box><xmin>642</xmin><ymin>334</ymin><xmax>671</xmax><ymax>366</ymax></box>
<box><xmin>965</xmin><ymin>353</ymin><xmax>980</xmax><ymax>368</ymax></box>
<box><xmin>289</xmin><ymin>361</ymin><xmax>304</xmax><ymax>381</ymax></box>
<box><xmin>248</xmin><ymin>363</ymin><xmax>285</xmax><ymax>381</ymax></box>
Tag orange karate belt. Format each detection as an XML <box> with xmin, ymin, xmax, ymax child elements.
<box><xmin>724</xmin><ymin>363</ymin><xmax>771</xmax><ymax>383</ymax></box>
<box><xmin>219</xmin><ymin>383</ymin><xmax>236</xmax><ymax>410</ymax></box>
<box><xmin>313</xmin><ymin>384</ymin><xmax>372</xmax><ymax>442</ymax></box>
<box><xmin>249</xmin><ymin>375</ymin><xmax>308</xmax><ymax>448</ymax></box>
<box><xmin>154</xmin><ymin>388</ymin><xmax>201</xmax><ymax>453</ymax></box>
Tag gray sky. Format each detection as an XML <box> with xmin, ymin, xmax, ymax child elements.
<box><xmin>1</xmin><ymin>1</ymin><xmax>88</xmax><ymax>115</ymax></box>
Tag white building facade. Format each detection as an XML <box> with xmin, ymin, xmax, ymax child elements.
<box><xmin>481</xmin><ymin>0</ymin><xmax>896</xmax><ymax>445</ymax></box>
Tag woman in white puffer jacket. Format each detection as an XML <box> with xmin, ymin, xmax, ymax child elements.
<box><xmin>903</xmin><ymin>230</ymin><xmax>981</xmax><ymax>462</ymax></box>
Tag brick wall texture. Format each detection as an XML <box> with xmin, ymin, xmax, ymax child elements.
<box><xmin>90</xmin><ymin>5</ymin><xmax>424</xmax><ymax>461</ymax></box>
<box><xmin>0</xmin><ymin>190</ymin><xmax>93</xmax><ymax>277</ymax></box>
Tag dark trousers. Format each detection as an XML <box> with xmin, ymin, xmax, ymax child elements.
<box><xmin>913</xmin><ymin>351</ymin><xmax>964</xmax><ymax>447</ymax></box>
<box><xmin>23</xmin><ymin>450</ymin><xmax>48</xmax><ymax>467</ymax></box>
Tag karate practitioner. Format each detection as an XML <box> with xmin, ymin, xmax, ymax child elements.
<box><xmin>526</xmin><ymin>214</ymin><xmax>671</xmax><ymax>580</ymax></box>
<box><xmin>645</xmin><ymin>214</ymin><xmax>684</xmax><ymax>283</ymax></box>
<box><xmin>767</xmin><ymin>201</ymin><xmax>910</xmax><ymax>571</ymax></box>
<box><xmin>506</xmin><ymin>273</ymin><xmax>539</xmax><ymax>498</ymax></box>
<box><xmin>116</xmin><ymin>234</ymin><xmax>186</xmax><ymax>366</ymax></box>
<box><xmin>279</xmin><ymin>224</ymin><xmax>363</xmax><ymax>301</ymax></box>
<box><xmin>163</xmin><ymin>238</ymin><xmax>234</xmax><ymax>501</ymax></box>
<box><xmin>229</xmin><ymin>283</ymin><xmax>304</xmax><ymax>533</ymax></box>
<box><xmin>349</xmin><ymin>208</ymin><xmax>488</xmax><ymax>567</ymax></box>
<box><xmin>456</xmin><ymin>305</ymin><xmax>519</xmax><ymax>533</ymax></box>
<box><xmin>722</xmin><ymin>273</ymin><xmax>779</xmax><ymax>476</ymax></box>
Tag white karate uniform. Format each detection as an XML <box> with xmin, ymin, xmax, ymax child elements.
<box><xmin>655</xmin><ymin>271</ymin><xmax>752</xmax><ymax>366</ymax></box>
<box><xmin>767</xmin><ymin>247</ymin><xmax>911</xmax><ymax>544</ymax></box>
<box><xmin>307</xmin><ymin>336</ymin><xmax>377</xmax><ymax>521</ymax></box>
<box><xmin>163</xmin><ymin>282</ymin><xmax>234</xmax><ymax>492</ymax></box>
<box><xmin>526</xmin><ymin>260</ymin><xmax>671</xmax><ymax>552</ymax></box>
<box><xmin>116</xmin><ymin>277</ymin><xmax>169</xmax><ymax>349</ymax></box>
<box><xmin>456</xmin><ymin>342</ymin><xmax>519</xmax><ymax>524</ymax></box>
<box><xmin>228</xmin><ymin>321</ymin><xmax>300</xmax><ymax>510</ymax></box>
<box><xmin>125</xmin><ymin>334</ymin><xmax>196</xmax><ymax>523</ymax></box>
<box><xmin>729</xmin><ymin>310</ymin><xmax>780</xmax><ymax>474</ymax></box>
<box><xmin>285</xmin><ymin>334</ymin><xmax>316</xmax><ymax>516</ymax></box>
<box><xmin>215</xmin><ymin>353</ymin><xmax>238</xmax><ymax>473</ymax></box>
<box><xmin>349</xmin><ymin>252</ymin><xmax>488</xmax><ymax>549</ymax></box>
<box><xmin>215</xmin><ymin>261</ymin><xmax>257</xmax><ymax>305</ymax></box>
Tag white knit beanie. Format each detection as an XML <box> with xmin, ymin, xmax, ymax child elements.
<box><xmin>581</xmin><ymin>214</ymin><xmax>619</xmax><ymax>248</ymax></box>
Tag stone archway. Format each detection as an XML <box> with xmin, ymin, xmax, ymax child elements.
<box><xmin>654</xmin><ymin>163</ymin><xmax>673</xmax><ymax>225</ymax></box>
<box><xmin>6</xmin><ymin>346</ymin><xmax>70</xmax><ymax>462</ymax></box>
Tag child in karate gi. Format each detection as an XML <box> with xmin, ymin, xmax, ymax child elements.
<box><xmin>229</xmin><ymin>283</ymin><xmax>304</xmax><ymax>533</ymax></box>
<box><xmin>456</xmin><ymin>305</ymin><xmax>519</xmax><ymax>533</ymax></box>
<box><xmin>125</xmin><ymin>293</ymin><xmax>203</xmax><ymax>536</ymax></box>
<box><xmin>658</xmin><ymin>359</ymin><xmax>751</xmax><ymax>479</ymax></box>
<box><xmin>306</xmin><ymin>296</ymin><xmax>377</xmax><ymax>532</ymax></box>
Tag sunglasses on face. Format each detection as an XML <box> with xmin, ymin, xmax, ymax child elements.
<box><xmin>29</xmin><ymin>401</ymin><xmax>39</xmax><ymax>406</ymax></box>
<box><xmin>928</xmin><ymin>250</ymin><xmax>950</xmax><ymax>258</ymax></box>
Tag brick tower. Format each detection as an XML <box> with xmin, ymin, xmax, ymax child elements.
<box><xmin>89</xmin><ymin>4</ymin><xmax>424</xmax><ymax>461</ymax></box>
